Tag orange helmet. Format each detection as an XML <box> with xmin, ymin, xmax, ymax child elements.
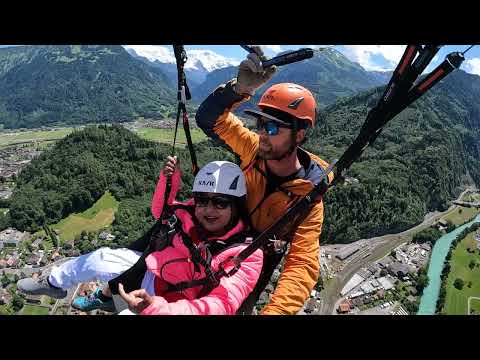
<box><xmin>244</xmin><ymin>83</ymin><xmax>317</xmax><ymax>128</ymax></box>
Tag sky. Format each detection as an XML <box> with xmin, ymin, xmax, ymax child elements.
<box><xmin>1</xmin><ymin>44</ymin><xmax>479</xmax><ymax>75</ymax></box>
<box><xmin>183</xmin><ymin>45</ymin><xmax>480</xmax><ymax>75</ymax></box>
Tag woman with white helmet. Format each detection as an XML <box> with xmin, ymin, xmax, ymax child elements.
<box><xmin>17</xmin><ymin>159</ymin><xmax>264</xmax><ymax>315</ymax></box>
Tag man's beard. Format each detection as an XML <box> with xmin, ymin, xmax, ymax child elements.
<box><xmin>258</xmin><ymin>143</ymin><xmax>296</xmax><ymax>161</ymax></box>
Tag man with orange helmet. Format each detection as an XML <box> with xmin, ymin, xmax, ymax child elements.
<box><xmin>196</xmin><ymin>46</ymin><xmax>333</xmax><ymax>315</ymax></box>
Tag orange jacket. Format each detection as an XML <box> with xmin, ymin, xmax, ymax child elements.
<box><xmin>196</xmin><ymin>79</ymin><xmax>333</xmax><ymax>314</ymax></box>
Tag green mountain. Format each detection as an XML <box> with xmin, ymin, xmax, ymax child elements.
<box><xmin>3</xmin><ymin>69</ymin><xmax>479</xmax><ymax>247</ymax></box>
<box><xmin>307</xmin><ymin>69</ymin><xmax>480</xmax><ymax>243</ymax></box>
<box><xmin>0</xmin><ymin>45</ymin><xmax>176</xmax><ymax>129</ymax></box>
<box><xmin>192</xmin><ymin>48</ymin><xmax>384</xmax><ymax>107</ymax></box>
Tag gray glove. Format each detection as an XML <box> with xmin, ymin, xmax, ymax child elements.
<box><xmin>234</xmin><ymin>46</ymin><xmax>277</xmax><ymax>96</ymax></box>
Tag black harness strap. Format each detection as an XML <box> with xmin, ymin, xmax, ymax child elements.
<box><xmin>162</xmin><ymin>229</ymin><xmax>250</xmax><ymax>295</ymax></box>
<box><xmin>340</xmin><ymin>45</ymin><xmax>442</xmax><ymax>166</ymax></box>
<box><xmin>247</xmin><ymin>162</ymin><xmax>296</xmax><ymax>219</ymax></box>
<box><xmin>334</xmin><ymin>45</ymin><xmax>426</xmax><ymax>176</ymax></box>
<box><xmin>158</xmin><ymin>46</ymin><xmax>198</xmax><ymax>222</ymax></box>
<box><xmin>173</xmin><ymin>45</ymin><xmax>199</xmax><ymax>176</ymax></box>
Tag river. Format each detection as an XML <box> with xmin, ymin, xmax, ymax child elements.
<box><xmin>417</xmin><ymin>214</ymin><xmax>480</xmax><ymax>315</ymax></box>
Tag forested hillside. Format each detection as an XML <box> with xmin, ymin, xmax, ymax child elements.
<box><xmin>2</xmin><ymin>125</ymin><xmax>235</xmax><ymax>246</ymax></box>
<box><xmin>0</xmin><ymin>45</ymin><xmax>176</xmax><ymax>129</ymax></box>
<box><xmin>309</xmin><ymin>70</ymin><xmax>480</xmax><ymax>243</ymax></box>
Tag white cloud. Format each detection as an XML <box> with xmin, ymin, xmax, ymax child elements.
<box><xmin>259</xmin><ymin>45</ymin><xmax>283</xmax><ymax>54</ymax></box>
<box><xmin>463</xmin><ymin>58</ymin><xmax>480</xmax><ymax>75</ymax></box>
<box><xmin>341</xmin><ymin>45</ymin><xmax>407</xmax><ymax>71</ymax></box>
<box><xmin>124</xmin><ymin>45</ymin><xmax>175</xmax><ymax>63</ymax></box>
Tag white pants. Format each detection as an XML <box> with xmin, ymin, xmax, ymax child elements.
<box><xmin>48</xmin><ymin>247</ymin><xmax>154</xmax><ymax>293</ymax></box>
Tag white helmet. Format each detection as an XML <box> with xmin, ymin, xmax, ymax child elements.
<box><xmin>193</xmin><ymin>161</ymin><xmax>246</xmax><ymax>198</ymax></box>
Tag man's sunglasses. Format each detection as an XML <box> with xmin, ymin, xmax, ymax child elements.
<box><xmin>194</xmin><ymin>194</ymin><xmax>233</xmax><ymax>209</ymax></box>
<box><xmin>256</xmin><ymin>118</ymin><xmax>292</xmax><ymax>136</ymax></box>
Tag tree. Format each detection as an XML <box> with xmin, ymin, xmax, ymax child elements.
<box><xmin>445</xmin><ymin>220</ymin><xmax>456</xmax><ymax>233</ymax></box>
<box><xmin>446</xmin><ymin>251</ymin><xmax>452</xmax><ymax>261</ymax></box>
<box><xmin>23</xmin><ymin>239</ymin><xmax>33</xmax><ymax>253</ymax></box>
<box><xmin>469</xmin><ymin>260</ymin><xmax>476</xmax><ymax>270</ymax></box>
<box><xmin>11</xmin><ymin>293</ymin><xmax>25</xmax><ymax>313</ymax></box>
<box><xmin>1</xmin><ymin>272</ymin><xmax>10</xmax><ymax>287</ymax></box>
<box><xmin>88</xmin><ymin>232</ymin><xmax>96</xmax><ymax>242</ymax></box>
<box><xmin>453</xmin><ymin>278</ymin><xmax>464</xmax><ymax>290</ymax></box>
<box><xmin>0</xmin><ymin>304</ymin><xmax>14</xmax><ymax>315</ymax></box>
<box><xmin>416</xmin><ymin>272</ymin><xmax>429</xmax><ymax>294</ymax></box>
<box><xmin>413</xmin><ymin>227</ymin><xmax>442</xmax><ymax>244</ymax></box>
<box><xmin>315</xmin><ymin>277</ymin><xmax>324</xmax><ymax>292</ymax></box>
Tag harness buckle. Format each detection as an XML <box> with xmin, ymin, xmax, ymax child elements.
<box><xmin>268</xmin><ymin>234</ymin><xmax>287</xmax><ymax>254</ymax></box>
<box><xmin>166</xmin><ymin>215</ymin><xmax>178</xmax><ymax>234</ymax></box>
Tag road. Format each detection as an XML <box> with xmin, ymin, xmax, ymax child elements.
<box><xmin>316</xmin><ymin>188</ymin><xmax>473</xmax><ymax>315</ymax></box>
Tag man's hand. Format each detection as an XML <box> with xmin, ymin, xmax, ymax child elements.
<box><xmin>163</xmin><ymin>155</ymin><xmax>177</xmax><ymax>178</ymax></box>
<box><xmin>118</xmin><ymin>283</ymin><xmax>154</xmax><ymax>314</ymax></box>
<box><xmin>235</xmin><ymin>46</ymin><xmax>276</xmax><ymax>96</ymax></box>
<box><xmin>314</xmin><ymin>175</ymin><xmax>331</xmax><ymax>201</ymax></box>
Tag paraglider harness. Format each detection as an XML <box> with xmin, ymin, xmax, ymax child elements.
<box><xmin>156</xmin><ymin>44</ymin><xmax>474</xmax><ymax>310</ymax></box>
<box><xmin>147</xmin><ymin>203</ymin><xmax>255</xmax><ymax>298</ymax></box>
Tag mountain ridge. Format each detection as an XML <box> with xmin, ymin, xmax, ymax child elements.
<box><xmin>0</xmin><ymin>45</ymin><xmax>176</xmax><ymax>129</ymax></box>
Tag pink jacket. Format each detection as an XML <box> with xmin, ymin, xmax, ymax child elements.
<box><xmin>141</xmin><ymin>169</ymin><xmax>264</xmax><ymax>315</ymax></box>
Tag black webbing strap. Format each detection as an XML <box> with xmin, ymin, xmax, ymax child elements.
<box><xmin>247</xmin><ymin>162</ymin><xmax>295</xmax><ymax>219</ymax></box>
<box><xmin>173</xmin><ymin>45</ymin><xmax>199</xmax><ymax>176</ymax></box>
<box><xmin>163</xmin><ymin>231</ymin><xmax>251</xmax><ymax>294</ymax></box>
<box><xmin>387</xmin><ymin>51</ymin><xmax>467</xmax><ymax>120</ymax></box>
<box><xmin>334</xmin><ymin>45</ymin><xmax>425</xmax><ymax>177</ymax></box>
<box><xmin>163</xmin><ymin>224</ymin><xmax>220</xmax><ymax>293</ymax></box>
<box><xmin>337</xmin><ymin>48</ymin><xmax>465</xmax><ymax>168</ymax></box>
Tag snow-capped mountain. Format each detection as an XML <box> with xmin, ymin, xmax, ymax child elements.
<box><xmin>123</xmin><ymin>46</ymin><xmax>239</xmax><ymax>88</ymax></box>
<box><xmin>183</xmin><ymin>49</ymin><xmax>240</xmax><ymax>72</ymax></box>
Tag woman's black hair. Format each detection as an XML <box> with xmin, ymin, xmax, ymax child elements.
<box><xmin>231</xmin><ymin>195</ymin><xmax>251</xmax><ymax>228</ymax></box>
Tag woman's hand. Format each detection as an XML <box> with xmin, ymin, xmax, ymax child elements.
<box><xmin>118</xmin><ymin>283</ymin><xmax>154</xmax><ymax>314</ymax></box>
<box><xmin>163</xmin><ymin>155</ymin><xmax>178</xmax><ymax>178</ymax></box>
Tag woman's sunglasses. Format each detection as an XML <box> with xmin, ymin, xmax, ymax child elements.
<box><xmin>256</xmin><ymin>118</ymin><xmax>292</xmax><ymax>136</ymax></box>
<box><xmin>194</xmin><ymin>194</ymin><xmax>232</xmax><ymax>209</ymax></box>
